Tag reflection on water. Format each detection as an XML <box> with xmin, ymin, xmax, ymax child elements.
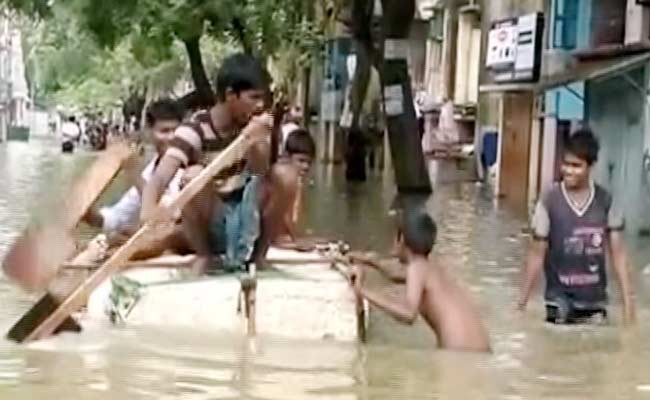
<box><xmin>1</xmin><ymin>139</ymin><xmax>650</xmax><ymax>399</ymax></box>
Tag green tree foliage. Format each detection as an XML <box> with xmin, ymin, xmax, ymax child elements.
<box><xmin>8</xmin><ymin>0</ymin><xmax>327</xmax><ymax>110</ymax></box>
<box><xmin>20</xmin><ymin>6</ymin><xmax>194</xmax><ymax>113</ymax></box>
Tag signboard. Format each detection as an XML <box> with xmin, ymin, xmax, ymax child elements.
<box><xmin>486</xmin><ymin>12</ymin><xmax>544</xmax><ymax>83</ymax></box>
<box><xmin>486</xmin><ymin>24</ymin><xmax>517</xmax><ymax>67</ymax></box>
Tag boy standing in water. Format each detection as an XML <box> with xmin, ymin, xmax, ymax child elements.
<box><xmin>518</xmin><ymin>128</ymin><xmax>635</xmax><ymax>324</ymax></box>
<box><xmin>351</xmin><ymin>210</ymin><xmax>491</xmax><ymax>353</ymax></box>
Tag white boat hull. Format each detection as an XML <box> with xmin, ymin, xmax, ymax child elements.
<box><xmin>85</xmin><ymin>248</ymin><xmax>368</xmax><ymax>342</ymax></box>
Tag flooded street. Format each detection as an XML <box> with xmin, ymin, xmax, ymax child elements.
<box><xmin>2</xmin><ymin>138</ymin><xmax>650</xmax><ymax>399</ymax></box>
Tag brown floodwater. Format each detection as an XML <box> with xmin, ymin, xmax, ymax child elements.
<box><xmin>1</xmin><ymin>138</ymin><xmax>650</xmax><ymax>399</ymax></box>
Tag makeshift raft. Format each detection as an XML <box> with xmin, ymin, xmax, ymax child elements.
<box><xmin>82</xmin><ymin>246</ymin><xmax>369</xmax><ymax>343</ymax></box>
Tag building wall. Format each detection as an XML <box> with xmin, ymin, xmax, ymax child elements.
<box><xmin>454</xmin><ymin>9</ymin><xmax>481</xmax><ymax>105</ymax></box>
<box><xmin>586</xmin><ymin>66</ymin><xmax>650</xmax><ymax>235</ymax></box>
<box><xmin>478</xmin><ymin>0</ymin><xmax>545</xmax><ymax>125</ymax></box>
<box><xmin>478</xmin><ymin>0</ymin><xmax>545</xmax><ymax>206</ymax></box>
<box><xmin>479</xmin><ymin>0</ymin><xmax>545</xmax><ymax>83</ymax></box>
<box><xmin>545</xmin><ymin>0</ymin><xmax>588</xmax><ymax>124</ymax></box>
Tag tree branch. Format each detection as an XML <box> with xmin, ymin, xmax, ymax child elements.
<box><xmin>231</xmin><ymin>17</ymin><xmax>253</xmax><ymax>54</ymax></box>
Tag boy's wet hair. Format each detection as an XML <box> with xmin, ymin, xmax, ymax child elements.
<box><xmin>214</xmin><ymin>53</ymin><xmax>270</xmax><ymax>100</ymax></box>
<box><xmin>399</xmin><ymin>210</ymin><xmax>437</xmax><ymax>256</ymax></box>
<box><xmin>145</xmin><ymin>99</ymin><xmax>183</xmax><ymax>127</ymax></box>
<box><xmin>285</xmin><ymin>129</ymin><xmax>316</xmax><ymax>158</ymax></box>
<box><xmin>565</xmin><ymin>127</ymin><xmax>600</xmax><ymax>165</ymax></box>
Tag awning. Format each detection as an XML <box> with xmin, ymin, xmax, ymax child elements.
<box><xmin>479</xmin><ymin>52</ymin><xmax>650</xmax><ymax>93</ymax></box>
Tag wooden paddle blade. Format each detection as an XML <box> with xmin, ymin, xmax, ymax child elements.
<box><xmin>6</xmin><ymin>293</ymin><xmax>81</xmax><ymax>343</ymax></box>
<box><xmin>2</xmin><ymin>228</ymin><xmax>77</xmax><ymax>293</ymax></box>
<box><xmin>2</xmin><ymin>142</ymin><xmax>135</xmax><ymax>291</ymax></box>
<box><xmin>61</xmin><ymin>142</ymin><xmax>136</xmax><ymax>230</ymax></box>
<box><xmin>7</xmin><ymin>260</ymin><xmax>93</xmax><ymax>343</ymax></box>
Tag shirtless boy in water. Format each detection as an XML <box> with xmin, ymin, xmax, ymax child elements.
<box><xmin>351</xmin><ymin>210</ymin><xmax>490</xmax><ymax>353</ymax></box>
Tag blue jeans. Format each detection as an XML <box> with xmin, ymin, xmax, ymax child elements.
<box><xmin>209</xmin><ymin>175</ymin><xmax>261</xmax><ymax>271</ymax></box>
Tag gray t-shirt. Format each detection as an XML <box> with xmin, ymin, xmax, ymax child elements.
<box><xmin>531</xmin><ymin>182</ymin><xmax>624</xmax><ymax>307</ymax></box>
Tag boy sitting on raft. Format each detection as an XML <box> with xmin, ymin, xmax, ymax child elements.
<box><xmin>351</xmin><ymin>210</ymin><xmax>491</xmax><ymax>353</ymax></box>
<box><xmin>141</xmin><ymin>53</ymin><xmax>273</xmax><ymax>275</ymax></box>
<box><xmin>82</xmin><ymin>99</ymin><xmax>189</xmax><ymax>258</ymax></box>
<box><xmin>254</xmin><ymin>128</ymin><xmax>317</xmax><ymax>265</ymax></box>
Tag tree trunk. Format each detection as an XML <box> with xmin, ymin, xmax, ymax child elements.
<box><xmin>183</xmin><ymin>36</ymin><xmax>215</xmax><ymax>108</ymax></box>
<box><xmin>345</xmin><ymin>38</ymin><xmax>372</xmax><ymax>182</ymax></box>
<box><xmin>378</xmin><ymin>0</ymin><xmax>431</xmax><ymax>193</ymax></box>
<box><xmin>122</xmin><ymin>91</ymin><xmax>145</xmax><ymax>130</ymax></box>
<box><xmin>140</xmin><ymin>83</ymin><xmax>152</xmax><ymax>137</ymax></box>
<box><xmin>341</xmin><ymin>0</ymin><xmax>374</xmax><ymax>182</ymax></box>
<box><xmin>231</xmin><ymin>18</ymin><xmax>253</xmax><ymax>54</ymax></box>
<box><xmin>349</xmin><ymin>41</ymin><xmax>372</xmax><ymax>130</ymax></box>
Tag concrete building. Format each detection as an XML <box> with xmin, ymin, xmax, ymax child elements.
<box><xmin>0</xmin><ymin>9</ymin><xmax>30</xmax><ymax>142</ymax></box>
<box><xmin>480</xmin><ymin>0</ymin><xmax>650</xmax><ymax>238</ymax></box>
<box><xmin>418</xmin><ymin>0</ymin><xmax>482</xmax><ymax>141</ymax></box>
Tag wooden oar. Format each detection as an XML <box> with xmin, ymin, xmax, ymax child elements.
<box><xmin>2</xmin><ymin>142</ymin><xmax>135</xmax><ymax>291</ymax></box>
<box><xmin>6</xmin><ymin>143</ymin><xmax>136</xmax><ymax>343</ymax></box>
<box><xmin>14</xmin><ymin>124</ymin><xmax>269</xmax><ymax>343</ymax></box>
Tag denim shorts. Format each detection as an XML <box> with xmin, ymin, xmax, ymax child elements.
<box><xmin>545</xmin><ymin>294</ymin><xmax>607</xmax><ymax>324</ymax></box>
<box><xmin>208</xmin><ymin>174</ymin><xmax>262</xmax><ymax>271</ymax></box>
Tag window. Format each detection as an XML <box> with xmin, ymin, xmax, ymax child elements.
<box><xmin>552</xmin><ymin>0</ymin><xmax>578</xmax><ymax>49</ymax></box>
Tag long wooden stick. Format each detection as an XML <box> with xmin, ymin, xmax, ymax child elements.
<box><xmin>62</xmin><ymin>256</ymin><xmax>197</xmax><ymax>271</ymax></box>
<box><xmin>22</xmin><ymin>130</ymin><xmax>260</xmax><ymax>342</ymax></box>
<box><xmin>241</xmin><ymin>263</ymin><xmax>257</xmax><ymax>336</ymax></box>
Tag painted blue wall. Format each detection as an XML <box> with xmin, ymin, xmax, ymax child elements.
<box><xmin>551</xmin><ymin>0</ymin><xmax>592</xmax><ymax>51</ymax></box>
<box><xmin>545</xmin><ymin>83</ymin><xmax>585</xmax><ymax>120</ymax></box>
<box><xmin>576</xmin><ymin>0</ymin><xmax>592</xmax><ymax>50</ymax></box>
<box><xmin>586</xmin><ymin>67</ymin><xmax>650</xmax><ymax>235</ymax></box>
<box><xmin>546</xmin><ymin>0</ymin><xmax>591</xmax><ymax>121</ymax></box>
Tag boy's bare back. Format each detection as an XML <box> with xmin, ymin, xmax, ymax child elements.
<box><xmin>415</xmin><ymin>257</ymin><xmax>490</xmax><ymax>352</ymax></box>
<box><xmin>352</xmin><ymin>210</ymin><xmax>490</xmax><ymax>353</ymax></box>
